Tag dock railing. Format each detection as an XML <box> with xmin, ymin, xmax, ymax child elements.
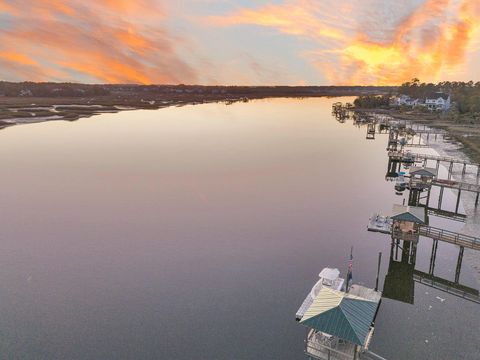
<box><xmin>419</xmin><ymin>226</ymin><xmax>480</xmax><ymax>250</ymax></box>
<box><xmin>305</xmin><ymin>330</ymin><xmax>356</xmax><ymax>360</ymax></box>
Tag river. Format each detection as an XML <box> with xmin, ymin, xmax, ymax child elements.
<box><xmin>0</xmin><ymin>98</ymin><xmax>478</xmax><ymax>359</ymax></box>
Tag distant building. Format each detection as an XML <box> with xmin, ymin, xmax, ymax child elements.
<box><xmin>425</xmin><ymin>92</ymin><xmax>451</xmax><ymax>111</ymax></box>
<box><xmin>394</xmin><ymin>95</ymin><xmax>419</xmax><ymax>107</ymax></box>
<box><xmin>19</xmin><ymin>89</ymin><xmax>33</xmax><ymax>97</ymax></box>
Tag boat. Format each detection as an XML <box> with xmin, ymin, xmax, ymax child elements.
<box><xmin>395</xmin><ymin>171</ymin><xmax>407</xmax><ymax>192</ymax></box>
<box><xmin>296</xmin><ymin>255</ymin><xmax>383</xmax><ymax>360</ymax></box>
<box><xmin>367</xmin><ymin>213</ymin><xmax>393</xmax><ymax>234</ymax></box>
<box><xmin>295</xmin><ymin>268</ymin><xmax>344</xmax><ymax>321</ymax></box>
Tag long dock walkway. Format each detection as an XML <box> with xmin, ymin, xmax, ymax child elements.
<box><xmin>388</xmin><ymin>150</ymin><xmax>480</xmax><ymax>170</ymax></box>
<box><xmin>432</xmin><ymin>179</ymin><xmax>480</xmax><ymax>193</ymax></box>
<box><xmin>418</xmin><ymin>226</ymin><xmax>480</xmax><ymax>250</ymax></box>
<box><xmin>367</xmin><ymin>215</ymin><xmax>480</xmax><ymax>250</ymax></box>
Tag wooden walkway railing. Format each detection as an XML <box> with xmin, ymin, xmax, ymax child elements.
<box><xmin>388</xmin><ymin>151</ymin><xmax>480</xmax><ymax>168</ymax></box>
<box><xmin>432</xmin><ymin>179</ymin><xmax>480</xmax><ymax>193</ymax></box>
<box><xmin>419</xmin><ymin>226</ymin><xmax>480</xmax><ymax>250</ymax></box>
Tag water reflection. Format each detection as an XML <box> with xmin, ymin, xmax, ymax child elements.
<box><xmin>384</xmin><ymin>239</ymin><xmax>480</xmax><ymax>305</ymax></box>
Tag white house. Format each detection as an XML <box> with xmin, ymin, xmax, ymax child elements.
<box><xmin>395</xmin><ymin>95</ymin><xmax>419</xmax><ymax>107</ymax></box>
<box><xmin>425</xmin><ymin>92</ymin><xmax>451</xmax><ymax>111</ymax></box>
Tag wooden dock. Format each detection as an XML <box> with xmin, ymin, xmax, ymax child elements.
<box><xmin>418</xmin><ymin>226</ymin><xmax>480</xmax><ymax>250</ymax></box>
<box><xmin>388</xmin><ymin>150</ymin><xmax>480</xmax><ymax>175</ymax></box>
<box><xmin>432</xmin><ymin>178</ymin><xmax>480</xmax><ymax>193</ymax></box>
<box><xmin>368</xmin><ymin>215</ymin><xmax>480</xmax><ymax>250</ymax></box>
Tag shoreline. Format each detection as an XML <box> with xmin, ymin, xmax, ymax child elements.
<box><xmin>356</xmin><ymin>107</ymin><xmax>480</xmax><ymax>163</ymax></box>
<box><xmin>0</xmin><ymin>87</ymin><xmax>391</xmax><ymax>129</ymax></box>
<box><xmin>360</xmin><ymin>107</ymin><xmax>480</xmax><ymax>286</ymax></box>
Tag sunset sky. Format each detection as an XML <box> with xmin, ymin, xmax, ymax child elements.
<box><xmin>0</xmin><ymin>0</ymin><xmax>479</xmax><ymax>85</ymax></box>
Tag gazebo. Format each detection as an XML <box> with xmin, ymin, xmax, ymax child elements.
<box><xmin>408</xmin><ymin>166</ymin><xmax>438</xmax><ymax>190</ymax></box>
<box><xmin>300</xmin><ymin>286</ymin><xmax>381</xmax><ymax>360</ymax></box>
<box><xmin>391</xmin><ymin>204</ymin><xmax>427</xmax><ymax>243</ymax></box>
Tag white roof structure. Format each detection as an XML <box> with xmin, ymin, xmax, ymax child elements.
<box><xmin>319</xmin><ymin>268</ymin><xmax>340</xmax><ymax>281</ymax></box>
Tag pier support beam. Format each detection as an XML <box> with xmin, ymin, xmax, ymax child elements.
<box><xmin>438</xmin><ymin>187</ymin><xmax>444</xmax><ymax>210</ymax></box>
<box><xmin>455</xmin><ymin>247</ymin><xmax>464</xmax><ymax>284</ymax></box>
<box><xmin>429</xmin><ymin>240</ymin><xmax>438</xmax><ymax>275</ymax></box>
<box><xmin>455</xmin><ymin>189</ymin><xmax>462</xmax><ymax>214</ymax></box>
<box><xmin>476</xmin><ymin>192</ymin><xmax>479</xmax><ymax>207</ymax></box>
<box><xmin>409</xmin><ymin>189</ymin><xmax>421</xmax><ymax>206</ymax></box>
<box><xmin>462</xmin><ymin>163</ymin><xmax>467</xmax><ymax>176</ymax></box>
<box><xmin>448</xmin><ymin>162</ymin><xmax>454</xmax><ymax>179</ymax></box>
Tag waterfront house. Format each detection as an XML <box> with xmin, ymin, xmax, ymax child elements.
<box><xmin>394</xmin><ymin>95</ymin><xmax>419</xmax><ymax>107</ymax></box>
<box><xmin>425</xmin><ymin>92</ymin><xmax>451</xmax><ymax>111</ymax></box>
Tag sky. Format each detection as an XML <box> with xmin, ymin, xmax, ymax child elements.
<box><xmin>0</xmin><ymin>0</ymin><xmax>479</xmax><ymax>85</ymax></box>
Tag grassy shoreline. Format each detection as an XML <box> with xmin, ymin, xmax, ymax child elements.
<box><xmin>0</xmin><ymin>88</ymin><xmax>391</xmax><ymax>129</ymax></box>
<box><xmin>356</xmin><ymin>107</ymin><xmax>480</xmax><ymax>163</ymax></box>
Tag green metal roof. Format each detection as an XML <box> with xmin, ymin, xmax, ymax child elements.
<box><xmin>300</xmin><ymin>287</ymin><xmax>379</xmax><ymax>346</ymax></box>
<box><xmin>410</xmin><ymin>166</ymin><xmax>438</xmax><ymax>178</ymax></box>
<box><xmin>391</xmin><ymin>204</ymin><xmax>426</xmax><ymax>224</ymax></box>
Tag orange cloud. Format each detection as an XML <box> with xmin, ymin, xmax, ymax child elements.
<box><xmin>211</xmin><ymin>0</ymin><xmax>480</xmax><ymax>85</ymax></box>
<box><xmin>0</xmin><ymin>0</ymin><xmax>196</xmax><ymax>84</ymax></box>
<box><xmin>0</xmin><ymin>51</ymin><xmax>38</xmax><ymax>66</ymax></box>
<box><xmin>329</xmin><ymin>0</ymin><xmax>480</xmax><ymax>84</ymax></box>
<box><xmin>208</xmin><ymin>1</ymin><xmax>347</xmax><ymax>41</ymax></box>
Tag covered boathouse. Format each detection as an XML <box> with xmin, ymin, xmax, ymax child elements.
<box><xmin>299</xmin><ymin>285</ymin><xmax>381</xmax><ymax>360</ymax></box>
<box><xmin>391</xmin><ymin>205</ymin><xmax>427</xmax><ymax>243</ymax></box>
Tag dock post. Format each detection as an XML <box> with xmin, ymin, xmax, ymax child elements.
<box><xmin>462</xmin><ymin>163</ymin><xmax>467</xmax><ymax>176</ymax></box>
<box><xmin>438</xmin><ymin>187</ymin><xmax>444</xmax><ymax>210</ymax></box>
<box><xmin>455</xmin><ymin>247</ymin><xmax>464</xmax><ymax>284</ymax></box>
<box><xmin>375</xmin><ymin>252</ymin><xmax>382</xmax><ymax>291</ymax></box>
<box><xmin>475</xmin><ymin>192</ymin><xmax>479</xmax><ymax>207</ymax></box>
<box><xmin>423</xmin><ymin>158</ymin><xmax>427</xmax><ymax>167</ymax></box>
<box><xmin>455</xmin><ymin>189</ymin><xmax>462</xmax><ymax>214</ymax></box>
<box><xmin>448</xmin><ymin>162</ymin><xmax>454</xmax><ymax>179</ymax></box>
<box><xmin>477</xmin><ymin>166</ymin><xmax>480</xmax><ymax>180</ymax></box>
<box><xmin>429</xmin><ymin>240</ymin><xmax>438</xmax><ymax>275</ymax></box>
<box><xmin>426</xmin><ymin>188</ymin><xmax>432</xmax><ymax>207</ymax></box>
<box><xmin>411</xmin><ymin>243</ymin><xmax>417</xmax><ymax>266</ymax></box>
<box><xmin>436</xmin><ymin>160</ymin><xmax>440</xmax><ymax>172</ymax></box>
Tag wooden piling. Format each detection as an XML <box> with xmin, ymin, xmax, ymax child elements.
<box><xmin>438</xmin><ymin>187</ymin><xmax>444</xmax><ymax>210</ymax></box>
<box><xmin>455</xmin><ymin>189</ymin><xmax>462</xmax><ymax>214</ymax></box>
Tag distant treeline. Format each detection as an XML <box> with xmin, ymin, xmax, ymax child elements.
<box><xmin>353</xmin><ymin>95</ymin><xmax>391</xmax><ymax>108</ymax></box>
<box><xmin>0</xmin><ymin>81</ymin><xmax>110</xmax><ymax>97</ymax></box>
<box><xmin>399</xmin><ymin>79</ymin><xmax>480</xmax><ymax>115</ymax></box>
<box><xmin>0</xmin><ymin>81</ymin><xmax>395</xmax><ymax>98</ymax></box>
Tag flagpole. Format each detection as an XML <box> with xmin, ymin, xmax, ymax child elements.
<box><xmin>346</xmin><ymin>246</ymin><xmax>353</xmax><ymax>293</ymax></box>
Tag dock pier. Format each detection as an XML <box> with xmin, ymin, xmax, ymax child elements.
<box><xmin>388</xmin><ymin>151</ymin><xmax>480</xmax><ymax>179</ymax></box>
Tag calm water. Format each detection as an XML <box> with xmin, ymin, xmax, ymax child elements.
<box><xmin>0</xmin><ymin>98</ymin><xmax>478</xmax><ymax>359</ymax></box>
